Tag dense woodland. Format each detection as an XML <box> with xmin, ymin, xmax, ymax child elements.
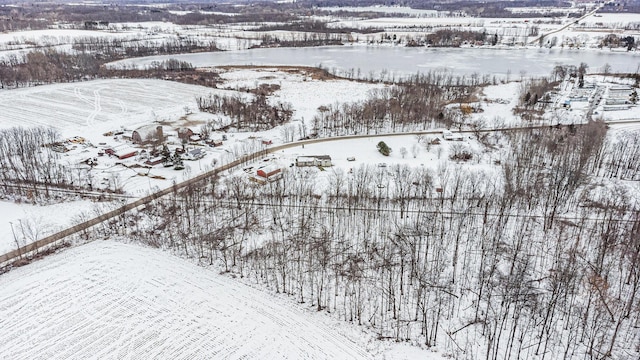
<box><xmin>196</xmin><ymin>92</ymin><xmax>294</xmax><ymax>131</ymax></box>
<box><xmin>101</xmin><ymin>121</ymin><xmax>640</xmax><ymax>360</ymax></box>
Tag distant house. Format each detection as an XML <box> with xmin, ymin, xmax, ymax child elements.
<box><xmin>84</xmin><ymin>21</ymin><xmax>109</xmax><ymax>30</ymax></box>
<box><xmin>183</xmin><ymin>148</ymin><xmax>206</xmax><ymax>161</ymax></box>
<box><xmin>605</xmin><ymin>98</ymin><xmax>630</xmax><ymax>105</ymax></box>
<box><xmin>603</xmin><ymin>104</ymin><xmax>632</xmax><ymax>111</ymax></box>
<box><xmin>251</xmin><ymin>165</ymin><xmax>283</xmax><ymax>185</ymax></box>
<box><xmin>443</xmin><ymin>130</ymin><xmax>464</xmax><ymax>141</ymax></box>
<box><xmin>132</xmin><ymin>126</ymin><xmax>164</xmax><ymax>145</ymax></box>
<box><xmin>295</xmin><ymin>155</ymin><xmax>332</xmax><ymax>167</ymax></box>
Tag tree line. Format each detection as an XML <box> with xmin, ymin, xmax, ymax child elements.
<box><xmin>0</xmin><ymin>46</ymin><xmax>216</xmax><ymax>89</ymax></box>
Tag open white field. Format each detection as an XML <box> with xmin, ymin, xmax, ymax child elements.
<box><xmin>218</xmin><ymin>68</ymin><xmax>386</xmax><ymax>121</ymax></box>
<box><xmin>0</xmin><ymin>79</ymin><xmax>215</xmax><ymax>140</ymax></box>
<box><xmin>0</xmin><ymin>240</ymin><xmax>443</xmax><ymax>360</ymax></box>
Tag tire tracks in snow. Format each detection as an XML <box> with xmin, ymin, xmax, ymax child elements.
<box><xmin>0</xmin><ymin>241</ymin><xmax>375</xmax><ymax>359</ymax></box>
<box><xmin>73</xmin><ymin>87</ymin><xmax>102</xmax><ymax>126</ymax></box>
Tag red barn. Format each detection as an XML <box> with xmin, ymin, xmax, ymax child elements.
<box><xmin>256</xmin><ymin>164</ymin><xmax>282</xmax><ymax>179</ymax></box>
<box><xmin>106</xmin><ymin>145</ymin><xmax>138</xmax><ymax>160</ymax></box>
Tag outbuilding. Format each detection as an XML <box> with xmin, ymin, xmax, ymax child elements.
<box><xmin>257</xmin><ymin>164</ymin><xmax>282</xmax><ymax>179</ymax></box>
<box><xmin>106</xmin><ymin>145</ymin><xmax>138</xmax><ymax>160</ymax></box>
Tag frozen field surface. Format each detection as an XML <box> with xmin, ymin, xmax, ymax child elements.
<box><xmin>0</xmin><ymin>79</ymin><xmax>213</xmax><ymax>139</ymax></box>
<box><xmin>0</xmin><ymin>240</ymin><xmax>375</xmax><ymax>360</ymax></box>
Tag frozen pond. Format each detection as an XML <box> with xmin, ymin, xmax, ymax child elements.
<box><xmin>110</xmin><ymin>45</ymin><xmax>640</xmax><ymax>79</ymax></box>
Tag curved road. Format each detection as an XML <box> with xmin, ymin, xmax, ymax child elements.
<box><xmin>1</xmin><ymin>119</ymin><xmax>638</xmax><ymax>268</ymax></box>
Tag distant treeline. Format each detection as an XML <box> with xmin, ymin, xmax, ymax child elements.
<box><xmin>304</xmin><ymin>0</ymin><xmax>578</xmax><ymax>18</ymax></box>
<box><xmin>0</xmin><ymin>49</ymin><xmax>215</xmax><ymax>89</ymax></box>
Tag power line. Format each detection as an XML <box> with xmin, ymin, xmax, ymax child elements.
<box><xmin>159</xmin><ymin>197</ymin><xmax>639</xmax><ymax>225</ymax></box>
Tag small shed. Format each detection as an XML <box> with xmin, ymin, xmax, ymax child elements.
<box><xmin>115</xmin><ymin>147</ymin><xmax>138</xmax><ymax>160</ymax></box>
<box><xmin>177</xmin><ymin>128</ymin><xmax>195</xmax><ymax>141</ymax></box>
<box><xmin>145</xmin><ymin>156</ymin><xmax>164</xmax><ymax>166</ymax></box>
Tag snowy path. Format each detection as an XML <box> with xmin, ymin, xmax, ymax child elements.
<box><xmin>0</xmin><ymin>240</ymin><xmax>372</xmax><ymax>360</ymax></box>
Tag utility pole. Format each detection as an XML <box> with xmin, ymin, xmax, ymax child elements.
<box><xmin>9</xmin><ymin>221</ymin><xmax>22</xmax><ymax>259</ymax></box>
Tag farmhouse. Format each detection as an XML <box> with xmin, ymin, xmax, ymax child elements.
<box><xmin>295</xmin><ymin>155</ymin><xmax>332</xmax><ymax>167</ymax></box>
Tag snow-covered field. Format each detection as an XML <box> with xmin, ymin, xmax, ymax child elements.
<box><xmin>218</xmin><ymin>68</ymin><xmax>386</xmax><ymax>121</ymax></box>
<box><xmin>0</xmin><ymin>239</ymin><xmax>443</xmax><ymax>360</ymax></box>
<box><xmin>0</xmin><ymin>79</ymin><xmax>214</xmax><ymax>138</ymax></box>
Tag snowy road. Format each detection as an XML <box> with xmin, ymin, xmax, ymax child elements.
<box><xmin>0</xmin><ymin>240</ymin><xmax>373</xmax><ymax>360</ymax></box>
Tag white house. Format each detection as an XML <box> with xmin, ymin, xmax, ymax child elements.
<box><xmin>183</xmin><ymin>148</ymin><xmax>205</xmax><ymax>161</ymax></box>
<box><xmin>443</xmin><ymin>130</ymin><xmax>464</xmax><ymax>141</ymax></box>
<box><xmin>295</xmin><ymin>155</ymin><xmax>332</xmax><ymax>167</ymax></box>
